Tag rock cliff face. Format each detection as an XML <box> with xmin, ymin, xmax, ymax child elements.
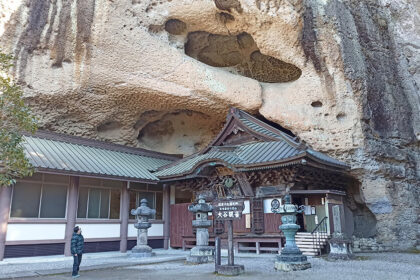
<box><xmin>0</xmin><ymin>0</ymin><xmax>418</xmax><ymax>250</ymax></box>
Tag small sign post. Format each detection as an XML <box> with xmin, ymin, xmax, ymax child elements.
<box><xmin>213</xmin><ymin>199</ymin><xmax>245</xmax><ymax>276</ymax></box>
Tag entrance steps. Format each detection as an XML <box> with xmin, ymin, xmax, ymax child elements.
<box><xmin>295</xmin><ymin>232</ymin><xmax>330</xmax><ymax>256</ymax></box>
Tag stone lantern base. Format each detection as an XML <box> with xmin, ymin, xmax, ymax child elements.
<box><xmin>274</xmin><ymin>261</ymin><xmax>311</xmax><ymax>272</ymax></box>
<box><xmin>274</xmin><ymin>254</ymin><xmax>311</xmax><ymax>272</ymax></box>
<box><xmin>216</xmin><ymin>264</ymin><xmax>245</xmax><ymax>276</ymax></box>
<box><xmin>186</xmin><ymin>245</ymin><xmax>214</xmax><ymax>264</ymax></box>
<box><xmin>130</xmin><ymin>245</ymin><xmax>155</xmax><ymax>258</ymax></box>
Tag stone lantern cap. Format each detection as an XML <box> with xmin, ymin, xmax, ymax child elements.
<box><xmin>131</xmin><ymin>198</ymin><xmax>156</xmax><ymax>230</ymax></box>
<box><xmin>188</xmin><ymin>195</ymin><xmax>213</xmax><ymax>213</ymax></box>
<box><xmin>131</xmin><ymin>198</ymin><xmax>156</xmax><ymax>218</ymax></box>
<box><xmin>271</xmin><ymin>194</ymin><xmax>304</xmax><ymax>214</ymax></box>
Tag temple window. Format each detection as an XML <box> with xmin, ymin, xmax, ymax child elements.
<box><xmin>10</xmin><ymin>174</ymin><xmax>69</xmax><ymax>219</ymax></box>
<box><xmin>129</xmin><ymin>183</ymin><xmax>163</xmax><ymax>220</ymax></box>
<box><xmin>77</xmin><ymin>178</ymin><xmax>122</xmax><ymax>220</ymax></box>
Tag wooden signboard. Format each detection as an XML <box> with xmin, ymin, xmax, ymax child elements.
<box><xmin>213</xmin><ymin>199</ymin><xmax>245</xmax><ymax>274</ymax></box>
<box><xmin>213</xmin><ymin>200</ymin><xmax>244</xmax><ymax>220</ymax></box>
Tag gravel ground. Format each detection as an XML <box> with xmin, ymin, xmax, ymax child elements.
<box><xmin>0</xmin><ymin>250</ymin><xmax>187</xmax><ymax>279</ymax></box>
<box><xmin>10</xmin><ymin>252</ymin><xmax>420</xmax><ymax>280</ymax></box>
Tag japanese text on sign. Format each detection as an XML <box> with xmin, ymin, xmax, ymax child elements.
<box><xmin>214</xmin><ymin>200</ymin><xmax>244</xmax><ymax>220</ymax></box>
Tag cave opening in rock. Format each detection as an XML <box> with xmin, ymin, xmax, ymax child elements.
<box><xmin>345</xmin><ymin>179</ymin><xmax>377</xmax><ymax>238</ymax></box>
<box><xmin>184</xmin><ymin>31</ymin><xmax>302</xmax><ymax>83</ymax></box>
<box><xmin>96</xmin><ymin>121</ymin><xmax>122</xmax><ymax>140</ymax></box>
<box><xmin>164</xmin><ymin>19</ymin><xmax>187</xmax><ymax>35</ymax></box>
<box><xmin>311</xmin><ymin>101</ymin><xmax>323</xmax><ymax>108</ymax></box>
<box><xmin>255</xmin><ymin>113</ymin><xmax>296</xmax><ymax>138</ymax></box>
<box><xmin>135</xmin><ymin>110</ymin><xmax>222</xmax><ymax>156</ymax></box>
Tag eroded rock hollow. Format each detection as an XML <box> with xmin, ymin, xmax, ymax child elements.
<box><xmin>0</xmin><ymin>0</ymin><xmax>418</xmax><ymax>251</ymax></box>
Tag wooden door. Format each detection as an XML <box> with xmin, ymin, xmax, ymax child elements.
<box><xmin>233</xmin><ymin>215</ymin><xmax>251</xmax><ymax>234</ymax></box>
<box><xmin>170</xmin><ymin>203</ymin><xmax>194</xmax><ymax>248</ymax></box>
<box><xmin>264</xmin><ymin>213</ymin><xmax>282</xmax><ymax>233</ymax></box>
<box><xmin>251</xmin><ymin>198</ymin><xmax>265</xmax><ymax>234</ymax></box>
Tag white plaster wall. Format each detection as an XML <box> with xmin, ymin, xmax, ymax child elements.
<box><xmin>6</xmin><ymin>224</ymin><xmax>66</xmax><ymax>241</ymax></box>
<box><xmin>263</xmin><ymin>198</ymin><xmax>282</xmax><ymax>213</ymax></box>
<box><xmin>128</xmin><ymin>223</ymin><xmax>163</xmax><ymax>237</ymax></box>
<box><xmin>77</xmin><ymin>224</ymin><xmax>120</xmax><ymax>239</ymax></box>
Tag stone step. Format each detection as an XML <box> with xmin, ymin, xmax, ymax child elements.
<box><xmin>295</xmin><ymin>236</ymin><xmax>329</xmax><ymax>239</ymax></box>
<box><xmin>302</xmin><ymin>252</ymin><xmax>318</xmax><ymax>256</ymax></box>
<box><xmin>296</xmin><ymin>243</ymin><xmax>326</xmax><ymax>248</ymax></box>
<box><xmin>296</xmin><ymin>241</ymin><xmax>325</xmax><ymax>245</ymax></box>
<box><xmin>296</xmin><ymin>244</ymin><xmax>323</xmax><ymax>249</ymax></box>
<box><xmin>296</xmin><ymin>233</ymin><xmax>328</xmax><ymax>235</ymax></box>
<box><xmin>296</xmin><ymin>233</ymin><xmax>329</xmax><ymax>236</ymax></box>
<box><xmin>295</xmin><ymin>238</ymin><xmax>327</xmax><ymax>241</ymax></box>
<box><xmin>295</xmin><ymin>238</ymin><xmax>329</xmax><ymax>242</ymax></box>
<box><xmin>299</xmin><ymin>248</ymin><xmax>319</xmax><ymax>253</ymax></box>
<box><xmin>296</xmin><ymin>234</ymin><xmax>330</xmax><ymax>238</ymax></box>
<box><xmin>295</xmin><ymin>238</ymin><xmax>328</xmax><ymax>242</ymax></box>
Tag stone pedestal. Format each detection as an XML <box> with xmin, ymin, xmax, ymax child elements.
<box><xmin>131</xmin><ymin>228</ymin><xmax>155</xmax><ymax>257</ymax></box>
<box><xmin>186</xmin><ymin>226</ymin><xmax>214</xmax><ymax>263</ymax></box>
<box><xmin>274</xmin><ymin>254</ymin><xmax>311</xmax><ymax>272</ymax></box>
<box><xmin>187</xmin><ymin>245</ymin><xmax>214</xmax><ymax>263</ymax></box>
<box><xmin>131</xmin><ymin>246</ymin><xmax>155</xmax><ymax>257</ymax></box>
<box><xmin>216</xmin><ymin>264</ymin><xmax>245</xmax><ymax>276</ymax></box>
<box><xmin>328</xmin><ymin>234</ymin><xmax>353</xmax><ymax>260</ymax></box>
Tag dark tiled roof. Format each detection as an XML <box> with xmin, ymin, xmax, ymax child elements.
<box><xmin>155</xmin><ymin>108</ymin><xmax>349</xmax><ymax>179</ymax></box>
<box><xmin>22</xmin><ymin>131</ymin><xmax>180</xmax><ymax>182</ymax></box>
<box><xmin>154</xmin><ymin>141</ymin><xmax>304</xmax><ymax>177</ymax></box>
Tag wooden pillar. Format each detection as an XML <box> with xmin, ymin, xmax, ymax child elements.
<box><xmin>120</xmin><ymin>182</ymin><xmax>130</xmax><ymax>253</ymax></box>
<box><xmin>170</xmin><ymin>185</ymin><xmax>176</xmax><ymax>204</ymax></box>
<box><xmin>0</xmin><ymin>185</ymin><xmax>12</xmax><ymax>261</ymax></box>
<box><xmin>64</xmin><ymin>176</ymin><xmax>79</xmax><ymax>256</ymax></box>
<box><xmin>163</xmin><ymin>184</ymin><xmax>171</xmax><ymax>249</ymax></box>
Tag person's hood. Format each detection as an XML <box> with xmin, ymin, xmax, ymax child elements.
<box><xmin>72</xmin><ymin>232</ymin><xmax>79</xmax><ymax>237</ymax></box>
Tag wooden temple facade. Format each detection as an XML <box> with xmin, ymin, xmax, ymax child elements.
<box><xmin>155</xmin><ymin>108</ymin><xmax>354</xmax><ymax>254</ymax></box>
<box><xmin>0</xmin><ymin>108</ymin><xmax>355</xmax><ymax>260</ymax></box>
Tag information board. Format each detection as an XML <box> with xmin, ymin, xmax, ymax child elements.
<box><xmin>213</xmin><ymin>200</ymin><xmax>244</xmax><ymax>220</ymax></box>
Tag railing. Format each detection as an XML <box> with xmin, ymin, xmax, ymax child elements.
<box><xmin>311</xmin><ymin>216</ymin><xmax>329</xmax><ymax>256</ymax></box>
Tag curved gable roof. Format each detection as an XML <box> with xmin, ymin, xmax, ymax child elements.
<box><xmin>155</xmin><ymin>108</ymin><xmax>349</xmax><ymax>179</ymax></box>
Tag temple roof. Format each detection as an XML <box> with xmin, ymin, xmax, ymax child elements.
<box><xmin>22</xmin><ymin>131</ymin><xmax>180</xmax><ymax>183</ymax></box>
<box><xmin>155</xmin><ymin>108</ymin><xmax>349</xmax><ymax>179</ymax></box>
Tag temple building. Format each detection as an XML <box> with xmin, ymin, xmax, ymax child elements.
<box><xmin>155</xmin><ymin>108</ymin><xmax>355</xmax><ymax>255</ymax></box>
<box><xmin>0</xmin><ymin>108</ymin><xmax>356</xmax><ymax>260</ymax></box>
<box><xmin>0</xmin><ymin>131</ymin><xmax>179</xmax><ymax>260</ymax></box>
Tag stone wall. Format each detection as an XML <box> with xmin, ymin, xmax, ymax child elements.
<box><xmin>0</xmin><ymin>0</ymin><xmax>418</xmax><ymax>250</ymax></box>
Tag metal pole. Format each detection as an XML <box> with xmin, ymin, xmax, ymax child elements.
<box><xmin>215</xmin><ymin>236</ymin><xmax>221</xmax><ymax>271</ymax></box>
<box><xmin>228</xmin><ymin>220</ymin><xmax>234</xmax><ymax>266</ymax></box>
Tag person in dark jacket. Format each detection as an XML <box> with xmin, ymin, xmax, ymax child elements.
<box><xmin>71</xmin><ymin>226</ymin><xmax>84</xmax><ymax>278</ymax></box>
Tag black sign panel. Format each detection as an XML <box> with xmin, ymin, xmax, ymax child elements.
<box><xmin>213</xmin><ymin>200</ymin><xmax>244</xmax><ymax>220</ymax></box>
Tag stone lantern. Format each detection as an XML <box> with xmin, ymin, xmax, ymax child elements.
<box><xmin>271</xmin><ymin>194</ymin><xmax>311</xmax><ymax>271</ymax></box>
<box><xmin>130</xmin><ymin>198</ymin><xmax>156</xmax><ymax>257</ymax></box>
<box><xmin>186</xmin><ymin>195</ymin><xmax>214</xmax><ymax>264</ymax></box>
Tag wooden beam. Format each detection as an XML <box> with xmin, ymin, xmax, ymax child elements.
<box><xmin>234</xmin><ymin>173</ymin><xmax>254</xmax><ymax>197</ymax></box>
